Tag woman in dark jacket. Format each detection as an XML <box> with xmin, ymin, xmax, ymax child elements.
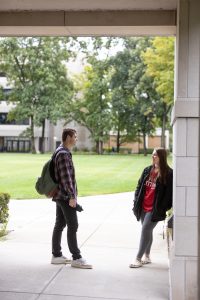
<box><xmin>130</xmin><ymin>148</ymin><xmax>173</xmax><ymax>268</ymax></box>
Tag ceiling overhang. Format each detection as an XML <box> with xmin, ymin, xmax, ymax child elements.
<box><xmin>0</xmin><ymin>10</ymin><xmax>176</xmax><ymax>36</ymax></box>
<box><xmin>0</xmin><ymin>1</ymin><xmax>177</xmax><ymax>36</ymax></box>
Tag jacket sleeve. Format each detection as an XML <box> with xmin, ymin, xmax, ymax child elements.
<box><xmin>134</xmin><ymin>168</ymin><xmax>146</xmax><ymax>202</ymax></box>
<box><xmin>132</xmin><ymin>167</ymin><xmax>148</xmax><ymax>221</ymax></box>
<box><xmin>163</xmin><ymin>169</ymin><xmax>173</xmax><ymax>211</ymax></box>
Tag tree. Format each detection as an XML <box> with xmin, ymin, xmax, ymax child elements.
<box><xmin>74</xmin><ymin>61</ymin><xmax>112</xmax><ymax>154</ymax></box>
<box><xmin>142</xmin><ymin>37</ymin><xmax>175</xmax><ymax>148</ymax></box>
<box><xmin>109</xmin><ymin>37</ymin><xmax>159</xmax><ymax>155</ymax></box>
<box><xmin>73</xmin><ymin>37</ymin><xmax>115</xmax><ymax>154</ymax></box>
<box><xmin>128</xmin><ymin>78</ymin><xmax>157</xmax><ymax>155</ymax></box>
<box><xmin>0</xmin><ymin>86</ymin><xmax>3</xmax><ymax>100</ymax></box>
<box><xmin>108</xmin><ymin>48</ymin><xmax>137</xmax><ymax>152</ymax></box>
<box><xmin>0</xmin><ymin>37</ymin><xmax>74</xmax><ymax>153</ymax></box>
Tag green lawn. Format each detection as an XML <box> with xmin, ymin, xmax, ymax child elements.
<box><xmin>0</xmin><ymin>153</ymin><xmax>172</xmax><ymax>199</ymax></box>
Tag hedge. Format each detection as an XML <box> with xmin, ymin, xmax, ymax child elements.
<box><xmin>0</xmin><ymin>192</ymin><xmax>10</xmax><ymax>237</ymax></box>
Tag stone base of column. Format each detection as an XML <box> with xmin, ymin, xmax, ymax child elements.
<box><xmin>169</xmin><ymin>244</ymin><xmax>198</xmax><ymax>300</ymax></box>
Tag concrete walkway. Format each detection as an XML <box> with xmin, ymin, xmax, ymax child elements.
<box><xmin>0</xmin><ymin>193</ymin><xmax>169</xmax><ymax>300</ymax></box>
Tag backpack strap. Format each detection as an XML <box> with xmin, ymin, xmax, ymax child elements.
<box><xmin>52</xmin><ymin>146</ymin><xmax>67</xmax><ymax>160</ymax></box>
<box><xmin>51</xmin><ymin>147</ymin><xmax>69</xmax><ymax>196</ymax></box>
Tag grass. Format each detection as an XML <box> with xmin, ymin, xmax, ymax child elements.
<box><xmin>0</xmin><ymin>153</ymin><xmax>172</xmax><ymax>199</ymax></box>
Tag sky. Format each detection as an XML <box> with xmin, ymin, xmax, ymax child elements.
<box><xmin>67</xmin><ymin>37</ymin><xmax>125</xmax><ymax>75</ymax></box>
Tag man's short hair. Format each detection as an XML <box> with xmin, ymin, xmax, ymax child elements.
<box><xmin>62</xmin><ymin>128</ymin><xmax>77</xmax><ymax>142</ymax></box>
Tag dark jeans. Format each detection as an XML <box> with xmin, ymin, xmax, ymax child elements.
<box><xmin>52</xmin><ymin>199</ymin><xmax>81</xmax><ymax>260</ymax></box>
<box><xmin>136</xmin><ymin>210</ymin><xmax>158</xmax><ymax>260</ymax></box>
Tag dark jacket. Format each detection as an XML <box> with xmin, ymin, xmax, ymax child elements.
<box><xmin>133</xmin><ymin>165</ymin><xmax>173</xmax><ymax>222</ymax></box>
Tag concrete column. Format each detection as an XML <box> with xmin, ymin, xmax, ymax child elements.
<box><xmin>170</xmin><ymin>0</ymin><xmax>200</xmax><ymax>299</ymax></box>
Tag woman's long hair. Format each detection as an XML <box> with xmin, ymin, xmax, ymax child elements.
<box><xmin>154</xmin><ymin>148</ymin><xmax>170</xmax><ymax>184</ymax></box>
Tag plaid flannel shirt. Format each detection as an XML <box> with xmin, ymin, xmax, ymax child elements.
<box><xmin>53</xmin><ymin>146</ymin><xmax>77</xmax><ymax>201</ymax></box>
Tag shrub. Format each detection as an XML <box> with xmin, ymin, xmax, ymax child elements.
<box><xmin>103</xmin><ymin>148</ymin><xmax>113</xmax><ymax>154</ymax></box>
<box><xmin>0</xmin><ymin>192</ymin><xmax>10</xmax><ymax>237</ymax></box>
<box><xmin>119</xmin><ymin>148</ymin><xmax>132</xmax><ymax>154</ymax></box>
<box><xmin>139</xmin><ymin>148</ymin><xmax>154</xmax><ymax>154</ymax></box>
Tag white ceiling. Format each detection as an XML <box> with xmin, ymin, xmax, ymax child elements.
<box><xmin>0</xmin><ymin>0</ymin><xmax>178</xmax><ymax>11</ymax></box>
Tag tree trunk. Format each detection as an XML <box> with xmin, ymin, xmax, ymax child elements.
<box><xmin>161</xmin><ymin>103</ymin><xmax>167</xmax><ymax>148</ymax></box>
<box><xmin>100</xmin><ymin>140</ymin><xmax>103</xmax><ymax>155</ymax></box>
<box><xmin>41</xmin><ymin>119</ymin><xmax>45</xmax><ymax>154</ymax></box>
<box><xmin>96</xmin><ymin>139</ymin><xmax>103</xmax><ymax>155</ymax></box>
<box><xmin>116</xmin><ymin>128</ymin><xmax>120</xmax><ymax>153</ymax></box>
<box><xmin>30</xmin><ymin>115</ymin><xmax>36</xmax><ymax>154</ymax></box>
<box><xmin>96</xmin><ymin>140</ymin><xmax>100</xmax><ymax>154</ymax></box>
<box><xmin>142</xmin><ymin>131</ymin><xmax>147</xmax><ymax>156</ymax></box>
<box><xmin>96</xmin><ymin>140</ymin><xmax>98</xmax><ymax>154</ymax></box>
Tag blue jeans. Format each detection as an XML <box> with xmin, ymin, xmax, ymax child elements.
<box><xmin>52</xmin><ymin>199</ymin><xmax>81</xmax><ymax>260</ymax></box>
<box><xmin>136</xmin><ymin>210</ymin><xmax>158</xmax><ymax>259</ymax></box>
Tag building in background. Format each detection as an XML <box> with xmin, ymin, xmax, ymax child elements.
<box><xmin>104</xmin><ymin>128</ymin><xmax>170</xmax><ymax>153</ymax></box>
<box><xmin>0</xmin><ymin>73</ymin><xmax>169</xmax><ymax>153</ymax></box>
<box><xmin>0</xmin><ymin>73</ymin><xmax>93</xmax><ymax>153</ymax></box>
<box><xmin>0</xmin><ymin>73</ymin><xmax>31</xmax><ymax>152</ymax></box>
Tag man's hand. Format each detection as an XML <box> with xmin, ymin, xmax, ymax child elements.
<box><xmin>69</xmin><ymin>198</ymin><xmax>77</xmax><ymax>208</ymax></box>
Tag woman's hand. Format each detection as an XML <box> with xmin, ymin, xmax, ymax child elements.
<box><xmin>69</xmin><ymin>198</ymin><xmax>77</xmax><ymax>208</ymax></box>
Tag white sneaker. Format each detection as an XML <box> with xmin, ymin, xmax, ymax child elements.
<box><xmin>71</xmin><ymin>258</ymin><xmax>93</xmax><ymax>269</ymax></box>
<box><xmin>129</xmin><ymin>259</ymin><xmax>142</xmax><ymax>268</ymax></box>
<box><xmin>142</xmin><ymin>256</ymin><xmax>152</xmax><ymax>264</ymax></box>
<box><xmin>51</xmin><ymin>255</ymin><xmax>71</xmax><ymax>264</ymax></box>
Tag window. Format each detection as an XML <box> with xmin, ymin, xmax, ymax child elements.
<box><xmin>0</xmin><ymin>113</ymin><xmax>29</xmax><ymax>125</ymax></box>
<box><xmin>3</xmin><ymin>88</ymin><xmax>12</xmax><ymax>96</ymax></box>
<box><xmin>0</xmin><ymin>113</ymin><xmax>7</xmax><ymax>124</ymax></box>
<box><xmin>5</xmin><ymin>137</ymin><xmax>30</xmax><ymax>152</ymax></box>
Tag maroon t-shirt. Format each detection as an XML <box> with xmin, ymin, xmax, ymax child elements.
<box><xmin>142</xmin><ymin>169</ymin><xmax>158</xmax><ymax>212</ymax></box>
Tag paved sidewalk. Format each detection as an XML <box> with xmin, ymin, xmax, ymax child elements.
<box><xmin>0</xmin><ymin>193</ymin><xmax>169</xmax><ymax>300</ymax></box>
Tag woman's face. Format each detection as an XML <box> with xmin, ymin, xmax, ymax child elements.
<box><xmin>152</xmin><ymin>150</ymin><xmax>159</xmax><ymax>166</ymax></box>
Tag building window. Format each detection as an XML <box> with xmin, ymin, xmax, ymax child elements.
<box><xmin>5</xmin><ymin>137</ymin><xmax>30</xmax><ymax>153</ymax></box>
<box><xmin>0</xmin><ymin>113</ymin><xmax>29</xmax><ymax>125</ymax></box>
<box><xmin>0</xmin><ymin>113</ymin><xmax>7</xmax><ymax>124</ymax></box>
<box><xmin>3</xmin><ymin>88</ymin><xmax>12</xmax><ymax>96</ymax></box>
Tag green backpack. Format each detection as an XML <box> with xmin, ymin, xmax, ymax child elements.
<box><xmin>35</xmin><ymin>148</ymin><xmax>65</xmax><ymax>198</ymax></box>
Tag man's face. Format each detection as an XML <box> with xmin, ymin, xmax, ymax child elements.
<box><xmin>70</xmin><ymin>133</ymin><xmax>77</xmax><ymax>147</ymax></box>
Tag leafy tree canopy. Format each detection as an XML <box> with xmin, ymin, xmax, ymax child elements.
<box><xmin>0</xmin><ymin>37</ymin><xmax>76</xmax><ymax>152</ymax></box>
<box><xmin>142</xmin><ymin>37</ymin><xmax>175</xmax><ymax>106</ymax></box>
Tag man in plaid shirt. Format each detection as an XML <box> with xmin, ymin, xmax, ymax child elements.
<box><xmin>51</xmin><ymin>128</ymin><xmax>92</xmax><ymax>269</ymax></box>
